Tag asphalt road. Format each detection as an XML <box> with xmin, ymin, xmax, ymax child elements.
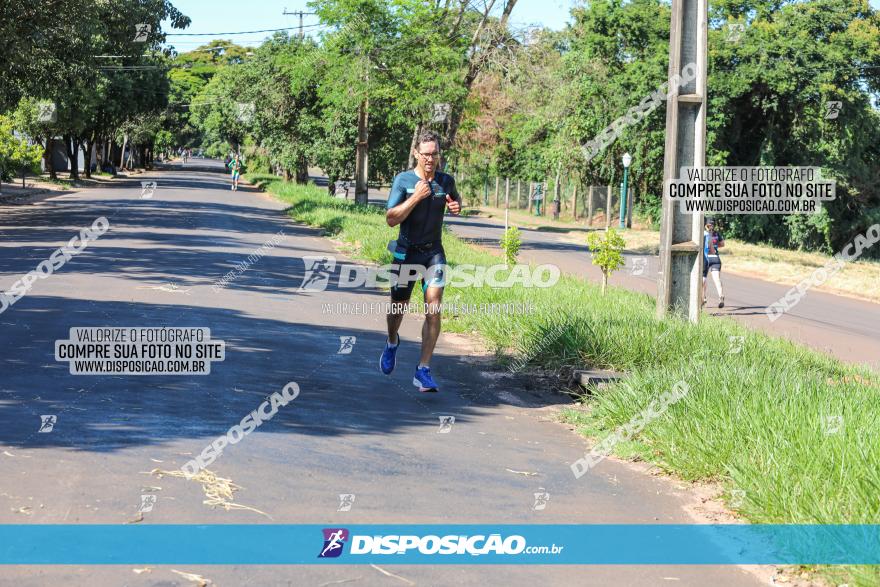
<box><xmin>362</xmin><ymin>188</ymin><xmax>879</xmax><ymax>367</ymax></box>
<box><xmin>0</xmin><ymin>160</ymin><xmax>767</xmax><ymax>586</ymax></box>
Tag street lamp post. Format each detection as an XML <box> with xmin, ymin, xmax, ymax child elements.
<box><xmin>619</xmin><ymin>152</ymin><xmax>632</xmax><ymax>229</ymax></box>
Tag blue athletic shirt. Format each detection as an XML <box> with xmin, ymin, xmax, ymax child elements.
<box><xmin>704</xmin><ymin>230</ymin><xmax>722</xmax><ymax>259</ymax></box>
<box><xmin>386</xmin><ymin>170</ymin><xmax>460</xmax><ymax>246</ymax></box>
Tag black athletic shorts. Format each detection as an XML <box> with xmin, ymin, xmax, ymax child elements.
<box><xmin>703</xmin><ymin>256</ymin><xmax>722</xmax><ymax>277</ymax></box>
<box><xmin>389</xmin><ymin>242</ymin><xmax>447</xmax><ymax>302</ymax></box>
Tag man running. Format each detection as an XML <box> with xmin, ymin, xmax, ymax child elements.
<box><xmin>227</xmin><ymin>153</ymin><xmax>242</xmax><ymax>191</ymax></box>
<box><xmin>379</xmin><ymin>130</ymin><xmax>461</xmax><ymax>392</ymax></box>
<box><xmin>702</xmin><ymin>217</ymin><xmax>725</xmax><ymax>308</ymax></box>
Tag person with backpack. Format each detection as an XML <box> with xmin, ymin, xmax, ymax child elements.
<box><xmin>702</xmin><ymin>217</ymin><xmax>725</xmax><ymax>308</ymax></box>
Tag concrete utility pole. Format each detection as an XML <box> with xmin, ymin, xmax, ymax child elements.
<box><xmin>355</xmin><ymin>98</ymin><xmax>369</xmax><ymax>205</ymax></box>
<box><xmin>281</xmin><ymin>9</ymin><xmax>317</xmax><ymax>39</ymax></box>
<box><xmin>656</xmin><ymin>0</ymin><xmax>707</xmax><ymax>322</ymax></box>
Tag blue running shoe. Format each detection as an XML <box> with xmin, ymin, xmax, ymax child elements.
<box><xmin>379</xmin><ymin>338</ymin><xmax>399</xmax><ymax>375</ymax></box>
<box><xmin>413</xmin><ymin>366</ymin><xmax>439</xmax><ymax>392</ymax></box>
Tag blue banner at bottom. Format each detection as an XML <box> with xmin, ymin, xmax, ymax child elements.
<box><xmin>1</xmin><ymin>525</ymin><xmax>878</xmax><ymax>565</ymax></box>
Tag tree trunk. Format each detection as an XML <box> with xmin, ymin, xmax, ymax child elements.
<box><xmin>354</xmin><ymin>98</ymin><xmax>369</xmax><ymax>204</ymax></box>
<box><xmin>83</xmin><ymin>141</ymin><xmax>92</xmax><ymax>179</ymax></box>
<box><xmin>408</xmin><ymin>123</ymin><xmax>421</xmax><ymax>169</ymax></box>
<box><xmin>296</xmin><ymin>155</ymin><xmax>309</xmax><ymax>184</ymax></box>
<box><xmin>444</xmin><ymin>0</ymin><xmax>519</xmax><ymax>152</ymax></box>
<box><xmin>119</xmin><ymin>133</ymin><xmax>128</xmax><ymax>169</ymax></box>
<box><xmin>95</xmin><ymin>137</ymin><xmax>103</xmax><ymax>172</ymax></box>
<box><xmin>328</xmin><ymin>173</ymin><xmax>338</xmax><ymax>196</ymax></box>
<box><xmin>602</xmin><ymin>272</ymin><xmax>608</xmax><ymax>295</ymax></box>
<box><xmin>64</xmin><ymin>135</ymin><xmax>79</xmax><ymax>181</ymax></box>
<box><xmin>44</xmin><ymin>138</ymin><xmax>57</xmax><ymax>180</ymax></box>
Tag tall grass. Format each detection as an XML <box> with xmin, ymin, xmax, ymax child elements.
<box><xmin>249</xmin><ymin>174</ymin><xmax>880</xmax><ymax>585</ymax></box>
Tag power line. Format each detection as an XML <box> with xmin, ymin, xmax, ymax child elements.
<box><xmin>165</xmin><ymin>24</ymin><xmax>325</xmax><ymax>37</ymax></box>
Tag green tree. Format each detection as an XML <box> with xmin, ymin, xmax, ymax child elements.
<box><xmin>586</xmin><ymin>228</ymin><xmax>626</xmax><ymax>294</ymax></box>
<box><xmin>0</xmin><ymin>114</ymin><xmax>42</xmax><ymax>186</ymax></box>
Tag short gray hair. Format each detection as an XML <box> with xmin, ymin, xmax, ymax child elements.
<box><xmin>416</xmin><ymin>130</ymin><xmax>441</xmax><ymax>150</ymax></box>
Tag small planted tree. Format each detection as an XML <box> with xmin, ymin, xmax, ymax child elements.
<box><xmin>586</xmin><ymin>228</ymin><xmax>626</xmax><ymax>294</ymax></box>
<box><xmin>0</xmin><ymin>114</ymin><xmax>42</xmax><ymax>191</ymax></box>
<box><xmin>500</xmin><ymin>226</ymin><xmax>521</xmax><ymax>267</ymax></box>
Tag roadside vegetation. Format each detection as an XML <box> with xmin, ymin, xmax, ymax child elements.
<box><xmin>248</xmin><ymin>173</ymin><xmax>880</xmax><ymax>586</ymax></box>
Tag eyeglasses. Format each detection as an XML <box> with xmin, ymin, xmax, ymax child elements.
<box><xmin>417</xmin><ymin>151</ymin><xmax>440</xmax><ymax>159</ymax></box>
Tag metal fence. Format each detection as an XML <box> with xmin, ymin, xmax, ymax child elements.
<box><xmin>452</xmin><ymin>167</ymin><xmax>634</xmax><ymax>227</ymax></box>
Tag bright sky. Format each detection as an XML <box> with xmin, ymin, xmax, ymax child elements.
<box><xmin>164</xmin><ymin>0</ymin><xmax>878</xmax><ymax>51</ymax></box>
<box><xmin>164</xmin><ymin>0</ymin><xmax>575</xmax><ymax>51</ymax></box>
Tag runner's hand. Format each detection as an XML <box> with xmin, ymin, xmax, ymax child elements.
<box><xmin>413</xmin><ymin>180</ymin><xmax>432</xmax><ymax>200</ymax></box>
<box><xmin>446</xmin><ymin>195</ymin><xmax>461</xmax><ymax>215</ymax></box>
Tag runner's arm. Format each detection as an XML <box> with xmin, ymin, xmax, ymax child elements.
<box><xmin>386</xmin><ymin>178</ymin><xmax>428</xmax><ymax>227</ymax></box>
<box><xmin>445</xmin><ymin>177</ymin><xmax>462</xmax><ymax>215</ymax></box>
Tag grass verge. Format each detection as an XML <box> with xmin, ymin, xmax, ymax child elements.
<box><xmin>247</xmin><ymin>174</ymin><xmax>880</xmax><ymax>586</ymax></box>
<box><xmin>475</xmin><ymin>203</ymin><xmax>880</xmax><ymax>304</ymax></box>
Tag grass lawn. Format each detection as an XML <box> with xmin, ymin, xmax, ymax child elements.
<box><xmin>475</xmin><ymin>202</ymin><xmax>880</xmax><ymax>304</ymax></box>
<box><xmin>247</xmin><ymin>174</ymin><xmax>880</xmax><ymax>586</ymax></box>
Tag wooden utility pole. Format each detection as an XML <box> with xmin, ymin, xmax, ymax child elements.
<box><xmin>605</xmin><ymin>185</ymin><xmax>612</xmax><ymax>229</ymax></box>
<box><xmin>588</xmin><ymin>186</ymin><xmax>594</xmax><ymax>225</ymax></box>
<box><xmin>504</xmin><ymin>177</ymin><xmax>510</xmax><ymax>231</ymax></box>
<box><xmin>656</xmin><ymin>0</ymin><xmax>707</xmax><ymax>322</ymax></box>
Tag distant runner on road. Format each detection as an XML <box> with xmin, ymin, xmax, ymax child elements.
<box><xmin>703</xmin><ymin>217</ymin><xmax>725</xmax><ymax>308</ymax></box>
<box><xmin>380</xmin><ymin>130</ymin><xmax>461</xmax><ymax>392</ymax></box>
<box><xmin>227</xmin><ymin>153</ymin><xmax>242</xmax><ymax>191</ymax></box>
